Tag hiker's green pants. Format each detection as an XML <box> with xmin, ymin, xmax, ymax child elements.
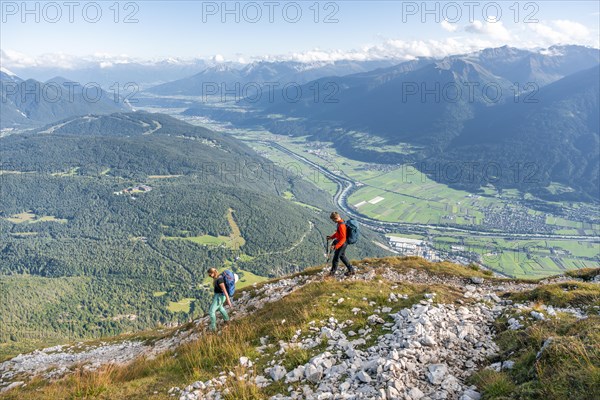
<box><xmin>209</xmin><ymin>294</ymin><xmax>229</xmax><ymax>331</ymax></box>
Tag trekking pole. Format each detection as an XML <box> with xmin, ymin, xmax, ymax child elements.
<box><xmin>325</xmin><ymin>239</ymin><xmax>332</xmax><ymax>263</ymax></box>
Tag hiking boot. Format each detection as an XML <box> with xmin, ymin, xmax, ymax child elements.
<box><xmin>324</xmin><ymin>272</ymin><xmax>335</xmax><ymax>280</ymax></box>
<box><xmin>344</xmin><ymin>270</ymin><xmax>356</xmax><ymax>277</ymax></box>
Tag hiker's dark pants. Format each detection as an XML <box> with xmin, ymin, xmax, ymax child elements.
<box><xmin>331</xmin><ymin>243</ymin><xmax>353</xmax><ymax>273</ymax></box>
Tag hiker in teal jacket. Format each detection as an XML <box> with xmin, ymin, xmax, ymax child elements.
<box><xmin>207</xmin><ymin>268</ymin><xmax>232</xmax><ymax>331</ymax></box>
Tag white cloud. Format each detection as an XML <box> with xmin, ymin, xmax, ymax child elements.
<box><xmin>530</xmin><ymin>20</ymin><xmax>590</xmax><ymax>45</ymax></box>
<box><xmin>1</xmin><ymin>18</ymin><xmax>597</xmax><ymax>68</ymax></box>
<box><xmin>465</xmin><ymin>20</ymin><xmax>511</xmax><ymax>41</ymax></box>
<box><xmin>1</xmin><ymin>49</ymin><xmax>138</xmax><ymax>69</ymax></box>
<box><xmin>0</xmin><ymin>35</ymin><xmax>581</xmax><ymax>70</ymax></box>
<box><xmin>256</xmin><ymin>21</ymin><xmax>598</xmax><ymax>63</ymax></box>
<box><xmin>465</xmin><ymin>20</ymin><xmax>484</xmax><ymax>33</ymax></box>
<box><xmin>441</xmin><ymin>20</ymin><xmax>458</xmax><ymax>33</ymax></box>
<box><xmin>1</xmin><ymin>49</ymin><xmax>39</xmax><ymax>68</ymax></box>
<box><xmin>554</xmin><ymin>20</ymin><xmax>590</xmax><ymax>36</ymax></box>
<box><xmin>274</xmin><ymin>37</ymin><xmax>499</xmax><ymax>63</ymax></box>
<box><xmin>0</xmin><ymin>49</ymin><xmax>213</xmax><ymax>72</ymax></box>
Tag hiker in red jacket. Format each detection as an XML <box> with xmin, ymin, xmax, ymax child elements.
<box><xmin>327</xmin><ymin>212</ymin><xmax>355</xmax><ymax>277</ymax></box>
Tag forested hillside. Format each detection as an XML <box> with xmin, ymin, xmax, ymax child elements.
<box><xmin>0</xmin><ymin>112</ymin><xmax>388</xmax><ymax>357</ymax></box>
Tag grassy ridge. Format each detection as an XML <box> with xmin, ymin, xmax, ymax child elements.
<box><xmin>472</xmin><ymin>314</ymin><xmax>600</xmax><ymax>399</ymax></box>
<box><xmin>0</xmin><ymin>259</ymin><xmax>464</xmax><ymax>399</ymax></box>
<box><xmin>2</xmin><ymin>258</ymin><xmax>597</xmax><ymax>400</ymax></box>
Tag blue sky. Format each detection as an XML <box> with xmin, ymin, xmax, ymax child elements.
<box><xmin>1</xmin><ymin>1</ymin><xmax>599</xmax><ymax>67</ymax></box>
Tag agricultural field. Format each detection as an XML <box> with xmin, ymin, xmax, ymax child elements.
<box><xmin>4</xmin><ymin>211</ymin><xmax>68</xmax><ymax>224</ymax></box>
<box><xmin>235</xmin><ymin>269</ymin><xmax>269</xmax><ymax>287</ymax></box>
<box><xmin>248</xmin><ymin>135</ymin><xmax>599</xmax><ymax>236</ymax></box>
<box><xmin>162</xmin><ymin>208</ymin><xmax>246</xmax><ymax>250</ymax></box>
<box><xmin>385</xmin><ymin>233</ymin><xmax>426</xmax><ymax>240</ymax></box>
<box><xmin>433</xmin><ymin>236</ymin><xmax>599</xmax><ymax>260</ymax></box>
<box><xmin>51</xmin><ymin>167</ymin><xmax>79</xmax><ymax>177</ymax></box>
<box><xmin>167</xmin><ymin>298</ymin><xmax>196</xmax><ymax>313</ymax></box>
<box><xmin>431</xmin><ymin>236</ymin><xmax>599</xmax><ymax>278</ymax></box>
<box><xmin>349</xmin><ymin>184</ymin><xmax>477</xmax><ymax>225</ymax></box>
<box><xmin>9</xmin><ymin>232</ymin><xmax>39</xmax><ymax>237</ymax></box>
<box><xmin>0</xmin><ymin>170</ymin><xmax>31</xmax><ymax>175</ymax></box>
<box><xmin>148</xmin><ymin>175</ymin><xmax>183</xmax><ymax>179</ymax></box>
<box><xmin>294</xmin><ymin>141</ymin><xmax>595</xmax><ymax>236</ymax></box>
<box><xmin>544</xmin><ymin>240</ymin><xmax>600</xmax><ymax>258</ymax></box>
<box><xmin>344</xmin><ymin>130</ymin><xmax>423</xmax><ymax>155</ymax></box>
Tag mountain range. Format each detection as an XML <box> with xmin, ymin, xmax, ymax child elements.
<box><xmin>3</xmin><ymin>58</ymin><xmax>210</xmax><ymax>90</ymax></box>
<box><xmin>182</xmin><ymin>45</ymin><xmax>600</xmax><ymax>201</ymax></box>
<box><xmin>1</xmin><ymin>71</ymin><xmax>131</xmax><ymax>129</ymax></box>
<box><xmin>146</xmin><ymin>59</ymin><xmax>402</xmax><ymax>96</ymax></box>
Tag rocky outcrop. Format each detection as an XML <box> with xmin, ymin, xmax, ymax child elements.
<box><xmin>176</xmin><ymin>296</ymin><xmax>499</xmax><ymax>400</ymax></box>
<box><xmin>173</xmin><ymin>267</ymin><xmax>596</xmax><ymax>400</ymax></box>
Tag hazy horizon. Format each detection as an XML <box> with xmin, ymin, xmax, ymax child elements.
<box><xmin>2</xmin><ymin>0</ymin><xmax>599</xmax><ymax>70</ymax></box>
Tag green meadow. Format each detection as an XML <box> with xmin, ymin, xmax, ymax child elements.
<box><xmin>162</xmin><ymin>208</ymin><xmax>246</xmax><ymax>250</ymax></box>
<box><xmin>5</xmin><ymin>211</ymin><xmax>68</xmax><ymax>224</ymax></box>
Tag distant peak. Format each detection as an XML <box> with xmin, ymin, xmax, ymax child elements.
<box><xmin>0</xmin><ymin>66</ymin><xmax>17</xmax><ymax>77</ymax></box>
